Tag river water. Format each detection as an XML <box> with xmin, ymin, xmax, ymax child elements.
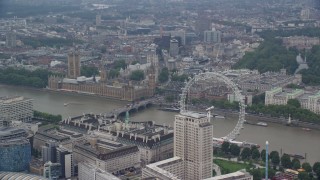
<box><xmin>1</xmin><ymin>85</ymin><xmax>319</xmax><ymax>164</ymax></box>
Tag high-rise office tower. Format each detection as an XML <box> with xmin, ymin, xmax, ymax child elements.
<box><xmin>42</xmin><ymin>140</ymin><xmax>58</xmax><ymax>163</ymax></box>
<box><xmin>67</xmin><ymin>51</ymin><xmax>80</xmax><ymax>79</ymax></box>
<box><xmin>174</xmin><ymin>112</ymin><xmax>213</xmax><ymax>179</ymax></box>
<box><xmin>96</xmin><ymin>14</ymin><xmax>101</xmax><ymax>26</ymax></box>
<box><xmin>6</xmin><ymin>32</ymin><xmax>17</xmax><ymax>48</ymax></box>
<box><xmin>204</xmin><ymin>30</ymin><xmax>222</xmax><ymax>43</ymax></box>
<box><xmin>142</xmin><ymin>112</ymin><xmax>213</xmax><ymax>180</ymax></box>
<box><xmin>170</xmin><ymin>39</ymin><xmax>179</xmax><ymax>57</ymax></box>
<box><xmin>56</xmin><ymin>146</ymin><xmax>73</xmax><ymax>179</ymax></box>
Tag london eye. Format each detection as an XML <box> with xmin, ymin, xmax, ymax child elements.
<box><xmin>179</xmin><ymin>71</ymin><xmax>246</xmax><ymax>140</ymax></box>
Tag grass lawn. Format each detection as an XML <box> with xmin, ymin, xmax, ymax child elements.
<box><xmin>213</xmin><ymin>159</ymin><xmax>254</xmax><ymax>174</ymax></box>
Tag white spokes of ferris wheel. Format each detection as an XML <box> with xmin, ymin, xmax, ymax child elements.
<box><xmin>179</xmin><ymin>71</ymin><xmax>246</xmax><ymax>140</ymax></box>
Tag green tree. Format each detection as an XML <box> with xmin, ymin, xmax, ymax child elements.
<box><xmin>0</xmin><ymin>67</ymin><xmax>59</xmax><ymax>88</ymax></box>
<box><xmin>302</xmin><ymin>162</ymin><xmax>312</xmax><ymax>172</ymax></box>
<box><xmin>212</xmin><ymin>169</ymin><xmax>217</xmax><ymax>177</ymax></box>
<box><xmin>158</xmin><ymin>67</ymin><xmax>169</xmax><ymax>83</ymax></box>
<box><xmin>172</xmin><ymin>74</ymin><xmax>189</xmax><ymax>82</ymax></box>
<box><xmin>221</xmin><ymin>142</ymin><xmax>230</xmax><ymax>154</ymax></box>
<box><xmin>114</xmin><ymin>60</ymin><xmax>127</xmax><ymax>69</ymax></box>
<box><xmin>233</xmin><ymin>38</ymin><xmax>298</xmax><ymax>74</ymax></box>
<box><xmin>270</xmin><ymin>151</ymin><xmax>280</xmax><ymax>166</ymax></box>
<box><xmin>165</xmin><ymin>95</ymin><xmax>174</xmax><ymax>103</ymax></box>
<box><xmin>261</xmin><ymin>149</ymin><xmax>267</xmax><ymax>162</ymax></box>
<box><xmin>241</xmin><ymin>147</ymin><xmax>251</xmax><ymax>160</ymax></box>
<box><xmin>229</xmin><ymin>144</ymin><xmax>241</xmax><ymax>157</ymax></box>
<box><xmin>251</xmin><ymin>148</ymin><xmax>261</xmax><ymax>160</ymax></box>
<box><xmin>130</xmin><ymin>70</ymin><xmax>144</xmax><ymax>81</ymax></box>
<box><xmin>287</xmin><ymin>99</ymin><xmax>301</xmax><ymax>108</ymax></box>
<box><xmin>298</xmin><ymin>172</ymin><xmax>311</xmax><ymax>180</ymax></box>
<box><xmin>131</xmin><ymin>61</ymin><xmax>139</xmax><ymax>65</ymax></box>
<box><xmin>33</xmin><ymin>111</ymin><xmax>62</xmax><ymax>125</ymax></box>
<box><xmin>250</xmin><ymin>169</ymin><xmax>262</xmax><ymax>180</ymax></box>
<box><xmin>108</xmin><ymin>69</ymin><xmax>119</xmax><ymax>79</ymax></box>
<box><xmin>313</xmin><ymin>162</ymin><xmax>320</xmax><ymax>178</ymax></box>
<box><xmin>281</xmin><ymin>154</ymin><xmax>292</xmax><ymax>168</ymax></box>
<box><xmin>81</xmin><ymin>66</ymin><xmax>99</xmax><ymax>77</ymax></box>
<box><xmin>301</xmin><ymin>45</ymin><xmax>320</xmax><ymax>85</ymax></box>
<box><xmin>292</xmin><ymin>158</ymin><xmax>301</xmax><ymax>170</ymax></box>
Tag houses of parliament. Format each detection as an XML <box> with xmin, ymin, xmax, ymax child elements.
<box><xmin>48</xmin><ymin>52</ymin><xmax>156</xmax><ymax>102</ymax></box>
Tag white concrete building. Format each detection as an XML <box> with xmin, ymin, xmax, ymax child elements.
<box><xmin>73</xmin><ymin>139</ymin><xmax>140</xmax><ymax>174</ymax></box>
<box><xmin>142</xmin><ymin>157</ymin><xmax>183</xmax><ymax>180</ymax></box>
<box><xmin>0</xmin><ymin>96</ymin><xmax>33</xmax><ymax>127</ymax></box>
<box><xmin>78</xmin><ymin>162</ymin><xmax>120</xmax><ymax>180</ymax></box>
<box><xmin>265</xmin><ymin>87</ymin><xmax>320</xmax><ymax>114</ymax></box>
<box><xmin>206</xmin><ymin>171</ymin><xmax>253</xmax><ymax>180</ymax></box>
<box><xmin>142</xmin><ymin>111</ymin><xmax>213</xmax><ymax>180</ymax></box>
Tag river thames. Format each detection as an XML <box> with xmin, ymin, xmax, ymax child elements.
<box><xmin>1</xmin><ymin>85</ymin><xmax>319</xmax><ymax>164</ymax></box>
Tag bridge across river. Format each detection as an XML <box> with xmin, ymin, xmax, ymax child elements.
<box><xmin>104</xmin><ymin>99</ymin><xmax>156</xmax><ymax>119</ymax></box>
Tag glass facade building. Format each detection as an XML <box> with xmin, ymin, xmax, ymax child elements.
<box><xmin>0</xmin><ymin>127</ymin><xmax>31</xmax><ymax>172</ymax></box>
<box><xmin>0</xmin><ymin>139</ymin><xmax>31</xmax><ymax>172</ymax></box>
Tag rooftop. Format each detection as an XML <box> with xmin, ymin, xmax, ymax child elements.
<box><xmin>0</xmin><ymin>96</ymin><xmax>32</xmax><ymax>103</ymax></box>
<box><xmin>0</xmin><ymin>127</ymin><xmax>28</xmax><ymax>140</ymax></box>
<box><xmin>0</xmin><ymin>172</ymin><xmax>47</xmax><ymax>180</ymax></box>
<box><xmin>205</xmin><ymin>171</ymin><xmax>251</xmax><ymax>180</ymax></box>
<box><xmin>180</xmin><ymin>111</ymin><xmax>207</xmax><ymax>119</ymax></box>
<box><xmin>79</xmin><ymin>162</ymin><xmax>120</xmax><ymax>180</ymax></box>
<box><xmin>74</xmin><ymin>141</ymin><xmax>139</xmax><ymax>160</ymax></box>
<box><xmin>145</xmin><ymin>156</ymin><xmax>182</xmax><ymax>180</ymax></box>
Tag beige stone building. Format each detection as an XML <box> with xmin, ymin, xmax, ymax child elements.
<box><xmin>67</xmin><ymin>51</ymin><xmax>80</xmax><ymax>79</ymax></box>
<box><xmin>48</xmin><ymin>72</ymin><xmax>155</xmax><ymax>102</ymax></box>
<box><xmin>282</xmin><ymin>36</ymin><xmax>320</xmax><ymax>50</ymax></box>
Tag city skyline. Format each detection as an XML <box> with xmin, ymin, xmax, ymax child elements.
<box><xmin>1</xmin><ymin>0</ymin><xmax>320</xmax><ymax>179</ymax></box>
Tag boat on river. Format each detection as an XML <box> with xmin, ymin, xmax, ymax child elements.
<box><xmin>256</xmin><ymin>122</ymin><xmax>268</xmax><ymax>127</ymax></box>
<box><xmin>302</xmin><ymin>128</ymin><xmax>311</xmax><ymax>131</ymax></box>
<box><xmin>212</xmin><ymin>137</ymin><xmax>260</xmax><ymax>148</ymax></box>
<box><xmin>286</xmin><ymin>153</ymin><xmax>305</xmax><ymax>159</ymax></box>
<box><xmin>158</xmin><ymin>107</ymin><xmax>180</xmax><ymax>112</ymax></box>
<box><xmin>215</xmin><ymin>115</ymin><xmax>225</xmax><ymax>119</ymax></box>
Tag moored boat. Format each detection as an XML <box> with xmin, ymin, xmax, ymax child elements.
<box><xmin>256</xmin><ymin>122</ymin><xmax>268</xmax><ymax>127</ymax></box>
<box><xmin>158</xmin><ymin>107</ymin><xmax>180</xmax><ymax>112</ymax></box>
<box><xmin>287</xmin><ymin>153</ymin><xmax>305</xmax><ymax>159</ymax></box>
<box><xmin>302</xmin><ymin>128</ymin><xmax>311</xmax><ymax>131</ymax></box>
<box><xmin>215</xmin><ymin>115</ymin><xmax>225</xmax><ymax>119</ymax></box>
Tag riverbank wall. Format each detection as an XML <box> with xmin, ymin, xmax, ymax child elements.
<box><xmin>214</xmin><ymin>108</ymin><xmax>320</xmax><ymax>130</ymax></box>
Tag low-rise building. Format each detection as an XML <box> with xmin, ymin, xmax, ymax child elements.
<box><xmin>265</xmin><ymin>87</ymin><xmax>320</xmax><ymax>114</ymax></box>
<box><xmin>282</xmin><ymin>36</ymin><xmax>320</xmax><ymax>50</ymax></box>
<box><xmin>0</xmin><ymin>96</ymin><xmax>33</xmax><ymax>127</ymax></box>
<box><xmin>29</xmin><ymin>159</ymin><xmax>44</xmax><ymax>176</ymax></box>
<box><xmin>142</xmin><ymin>157</ymin><xmax>183</xmax><ymax>180</ymax></box>
<box><xmin>223</xmin><ymin>69</ymin><xmax>302</xmax><ymax>93</ymax></box>
<box><xmin>78</xmin><ymin>162</ymin><xmax>120</xmax><ymax>180</ymax></box>
<box><xmin>61</xmin><ymin>114</ymin><xmax>174</xmax><ymax>167</ymax></box>
<box><xmin>43</xmin><ymin>161</ymin><xmax>61</xmax><ymax>180</ymax></box>
<box><xmin>0</xmin><ymin>127</ymin><xmax>31</xmax><ymax>172</ymax></box>
<box><xmin>73</xmin><ymin>139</ymin><xmax>140</xmax><ymax>174</ymax></box>
<box><xmin>205</xmin><ymin>171</ymin><xmax>253</xmax><ymax>180</ymax></box>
